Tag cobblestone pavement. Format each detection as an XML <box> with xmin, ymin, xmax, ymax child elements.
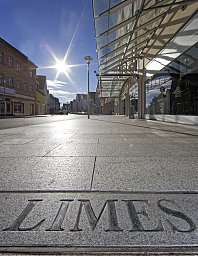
<box><xmin>0</xmin><ymin>114</ymin><xmax>198</xmax><ymax>255</ymax></box>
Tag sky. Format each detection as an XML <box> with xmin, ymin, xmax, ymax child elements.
<box><xmin>0</xmin><ymin>0</ymin><xmax>98</xmax><ymax>104</ymax></box>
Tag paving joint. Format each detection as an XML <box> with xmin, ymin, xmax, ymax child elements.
<box><xmin>90</xmin><ymin>156</ymin><xmax>97</xmax><ymax>190</ymax></box>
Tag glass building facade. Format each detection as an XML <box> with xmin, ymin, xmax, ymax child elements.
<box><xmin>146</xmin><ymin>43</ymin><xmax>198</xmax><ymax>116</ymax></box>
<box><xmin>93</xmin><ymin>0</ymin><xmax>198</xmax><ymax>123</ymax></box>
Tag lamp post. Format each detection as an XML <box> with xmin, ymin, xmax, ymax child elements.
<box><xmin>84</xmin><ymin>56</ymin><xmax>93</xmax><ymax>119</ymax></box>
<box><xmin>3</xmin><ymin>79</ymin><xmax>6</xmax><ymax>118</ymax></box>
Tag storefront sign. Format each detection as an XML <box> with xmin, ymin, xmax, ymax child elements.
<box><xmin>0</xmin><ymin>86</ymin><xmax>15</xmax><ymax>95</ymax></box>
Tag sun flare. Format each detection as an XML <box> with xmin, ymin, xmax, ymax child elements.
<box><xmin>55</xmin><ymin>60</ymin><xmax>69</xmax><ymax>73</ymax></box>
<box><xmin>38</xmin><ymin>50</ymin><xmax>86</xmax><ymax>83</ymax></box>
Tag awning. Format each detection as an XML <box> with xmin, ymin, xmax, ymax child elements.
<box><xmin>92</xmin><ymin>0</ymin><xmax>198</xmax><ymax>98</ymax></box>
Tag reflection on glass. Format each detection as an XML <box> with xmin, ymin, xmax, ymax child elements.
<box><xmin>146</xmin><ymin>43</ymin><xmax>198</xmax><ymax>116</ymax></box>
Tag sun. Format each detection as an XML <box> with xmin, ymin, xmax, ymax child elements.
<box><xmin>54</xmin><ymin>59</ymin><xmax>71</xmax><ymax>78</ymax></box>
<box><xmin>38</xmin><ymin>49</ymin><xmax>86</xmax><ymax>83</ymax></box>
<box><xmin>55</xmin><ymin>60</ymin><xmax>68</xmax><ymax>73</ymax></box>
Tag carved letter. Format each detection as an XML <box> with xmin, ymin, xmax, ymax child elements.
<box><xmin>70</xmin><ymin>199</ymin><xmax>122</xmax><ymax>232</ymax></box>
<box><xmin>3</xmin><ymin>200</ymin><xmax>45</xmax><ymax>231</ymax></box>
<box><xmin>46</xmin><ymin>200</ymin><xmax>73</xmax><ymax>231</ymax></box>
<box><xmin>158</xmin><ymin>199</ymin><xmax>196</xmax><ymax>232</ymax></box>
<box><xmin>124</xmin><ymin>200</ymin><xmax>164</xmax><ymax>232</ymax></box>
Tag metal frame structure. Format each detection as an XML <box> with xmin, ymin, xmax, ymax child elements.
<box><xmin>92</xmin><ymin>0</ymin><xmax>198</xmax><ymax>117</ymax></box>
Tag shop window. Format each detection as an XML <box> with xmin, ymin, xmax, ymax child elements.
<box><xmin>6</xmin><ymin>102</ymin><xmax>11</xmax><ymax>112</ymax></box>
<box><xmin>0</xmin><ymin>101</ymin><xmax>4</xmax><ymax>113</ymax></box>
<box><xmin>8</xmin><ymin>56</ymin><xmax>13</xmax><ymax>67</ymax></box>
<box><xmin>1</xmin><ymin>101</ymin><xmax>12</xmax><ymax>115</ymax></box>
<box><xmin>0</xmin><ymin>51</ymin><xmax>4</xmax><ymax>64</ymax></box>
<box><xmin>14</xmin><ymin>102</ymin><xmax>24</xmax><ymax>113</ymax></box>
<box><xmin>146</xmin><ymin>43</ymin><xmax>198</xmax><ymax>116</ymax></box>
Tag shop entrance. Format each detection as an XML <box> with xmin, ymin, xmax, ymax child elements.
<box><xmin>0</xmin><ymin>100</ymin><xmax>13</xmax><ymax>116</ymax></box>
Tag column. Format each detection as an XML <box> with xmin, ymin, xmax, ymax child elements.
<box><xmin>138</xmin><ymin>58</ymin><xmax>146</xmax><ymax>119</ymax></box>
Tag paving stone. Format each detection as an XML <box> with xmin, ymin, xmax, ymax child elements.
<box><xmin>46</xmin><ymin>142</ymin><xmax>197</xmax><ymax>157</ymax></box>
<box><xmin>92</xmin><ymin>156</ymin><xmax>198</xmax><ymax>191</ymax></box>
<box><xmin>0</xmin><ymin>144</ymin><xmax>61</xmax><ymax>157</ymax></box>
<box><xmin>1</xmin><ymin>191</ymin><xmax>198</xmax><ymax>253</ymax></box>
<box><xmin>0</xmin><ymin>138</ymin><xmax>35</xmax><ymax>145</ymax></box>
<box><xmin>0</xmin><ymin>157</ymin><xmax>94</xmax><ymax>190</ymax></box>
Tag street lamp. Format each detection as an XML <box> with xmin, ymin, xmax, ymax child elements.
<box><xmin>84</xmin><ymin>55</ymin><xmax>93</xmax><ymax>119</ymax></box>
<box><xmin>3</xmin><ymin>79</ymin><xmax>6</xmax><ymax>118</ymax></box>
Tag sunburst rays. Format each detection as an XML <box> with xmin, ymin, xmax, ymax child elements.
<box><xmin>37</xmin><ymin>0</ymin><xmax>89</xmax><ymax>92</ymax></box>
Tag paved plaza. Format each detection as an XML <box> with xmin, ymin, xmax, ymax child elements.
<box><xmin>0</xmin><ymin>114</ymin><xmax>198</xmax><ymax>255</ymax></box>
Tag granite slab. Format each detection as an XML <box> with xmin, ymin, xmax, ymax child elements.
<box><xmin>0</xmin><ymin>157</ymin><xmax>95</xmax><ymax>190</ymax></box>
<box><xmin>92</xmin><ymin>156</ymin><xmax>198</xmax><ymax>191</ymax></box>
<box><xmin>45</xmin><ymin>142</ymin><xmax>198</xmax><ymax>157</ymax></box>
<box><xmin>0</xmin><ymin>191</ymin><xmax>198</xmax><ymax>253</ymax></box>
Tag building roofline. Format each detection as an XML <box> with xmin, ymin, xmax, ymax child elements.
<box><xmin>0</xmin><ymin>37</ymin><xmax>37</xmax><ymax>67</ymax></box>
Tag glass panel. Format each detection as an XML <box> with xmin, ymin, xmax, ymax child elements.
<box><xmin>93</xmin><ymin>0</ymin><xmax>110</xmax><ymax>17</ymax></box>
<box><xmin>93</xmin><ymin>0</ymin><xmax>136</xmax><ymax>97</ymax></box>
<box><xmin>97</xmin><ymin>31</ymin><xmax>117</xmax><ymax>50</ymax></box>
<box><xmin>93</xmin><ymin>0</ymin><xmax>124</xmax><ymax>17</ymax></box>
<box><xmin>110</xmin><ymin>0</ymin><xmax>121</xmax><ymax>8</ymax></box>
<box><xmin>146</xmin><ymin>43</ymin><xmax>198</xmax><ymax>116</ymax></box>
<box><xmin>0</xmin><ymin>101</ymin><xmax>4</xmax><ymax>114</ymax></box>
<box><xmin>95</xmin><ymin>1</ymin><xmax>133</xmax><ymax>36</ymax></box>
<box><xmin>187</xmin><ymin>45</ymin><xmax>198</xmax><ymax>59</ymax></box>
<box><xmin>14</xmin><ymin>102</ymin><xmax>24</xmax><ymax>113</ymax></box>
<box><xmin>95</xmin><ymin>15</ymin><xmax>109</xmax><ymax>36</ymax></box>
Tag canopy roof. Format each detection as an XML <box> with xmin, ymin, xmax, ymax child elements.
<box><xmin>92</xmin><ymin>0</ymin><xmax>198</xmax><ymax>98</ymax></box>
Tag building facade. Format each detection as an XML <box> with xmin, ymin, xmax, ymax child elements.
<box><xmin>36</xmin><ymin>75</ymin><xmax>47</xmax><ymax>115</ymax></box>
<box><xmin>0</xmin><ymin>37</ymin><xmax>38</xmax><ymax>116</ymax></box>
<box><xmin>93</xmin><ymin>0</ymin><xmax>198</xmax><ymax>124</ymax></box>
<box><xmin>70</xmin><ymin>93</ymin><xmax>98</xmax><ymax>114</ymax></box>
<box><xmin>47</xmin><ymin>91</ymin><xmax>60</xmax><ymax>114</ymax></box>
<box><xmin>145</xmin><ymin>42</ymin><xmax>198</xmax><ymax>123</ymax></box>
<box><xmin>75</xmin><ymin>94</ymin><xmax>88</xmax><ymax>113</ymax></box>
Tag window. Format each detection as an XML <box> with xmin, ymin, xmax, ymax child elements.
<box><xmin>8</xmin><ymin>56</ymin><xmax>13</xmax><ymax>67</ymax></box>
<box><xmin>1</xmin><ymin>101</ymin><xmax>11</xmax><ymax>114</ymax></box>
<box><xmin>8</xmin><ymin>77</ymin><xmax>13</xmax><ymax>86</ymax></box>
<box><xmin>24</xmin><ymin>83</ymin><xmax>27</xmax><ymax>91</ymax></box>
<box><xmin>16</xmin><ymin>80</ymin><xmax>21</xmax><ymax>89</ymax></box>
<box><xmin>0</xmin><ymin>101</ymin><xmax>4</xmax><ymax>113</ymax></box>
<box><xmin>14</xmin><ymin>102</ymin><xmax>24</xmax><ymax>113</ymax></box>
<box><xmin>6</xmin><ymin>102</ymin><xmax>11</xmax><ymax>113</ymax></box>
<box><xmin>0</xmin><ymin>51</ymin><xmax>4</xmax><ymax>64</ymax></box>
<box><xmin>30</xmin><ymin>71</ymin><xmax>33</xmax><ymax>77</ymax></box>
<box><xmin>0</xmin><ymin>74</ymin><xmax>3</xmax><ymax>85</ymax></box>
<box><xmin>29</xmin><ymin>85</ymin><xmax>33</xmax><ymax>92</ymax></box>
<box><xmin>16</xmin><ymin>62</ymin><xmax>21</xmax><ymax>71</ymax></box>
<box><xmin>146</xmin><ymin>43</ymin><xmax>198</xmax><ymax>116</ymax></box>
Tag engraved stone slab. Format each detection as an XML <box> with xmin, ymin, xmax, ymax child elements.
<box><xmin>0</xmin><ymin>191</ymin><xmax>198</xmax><ymax>253</ymax></box>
